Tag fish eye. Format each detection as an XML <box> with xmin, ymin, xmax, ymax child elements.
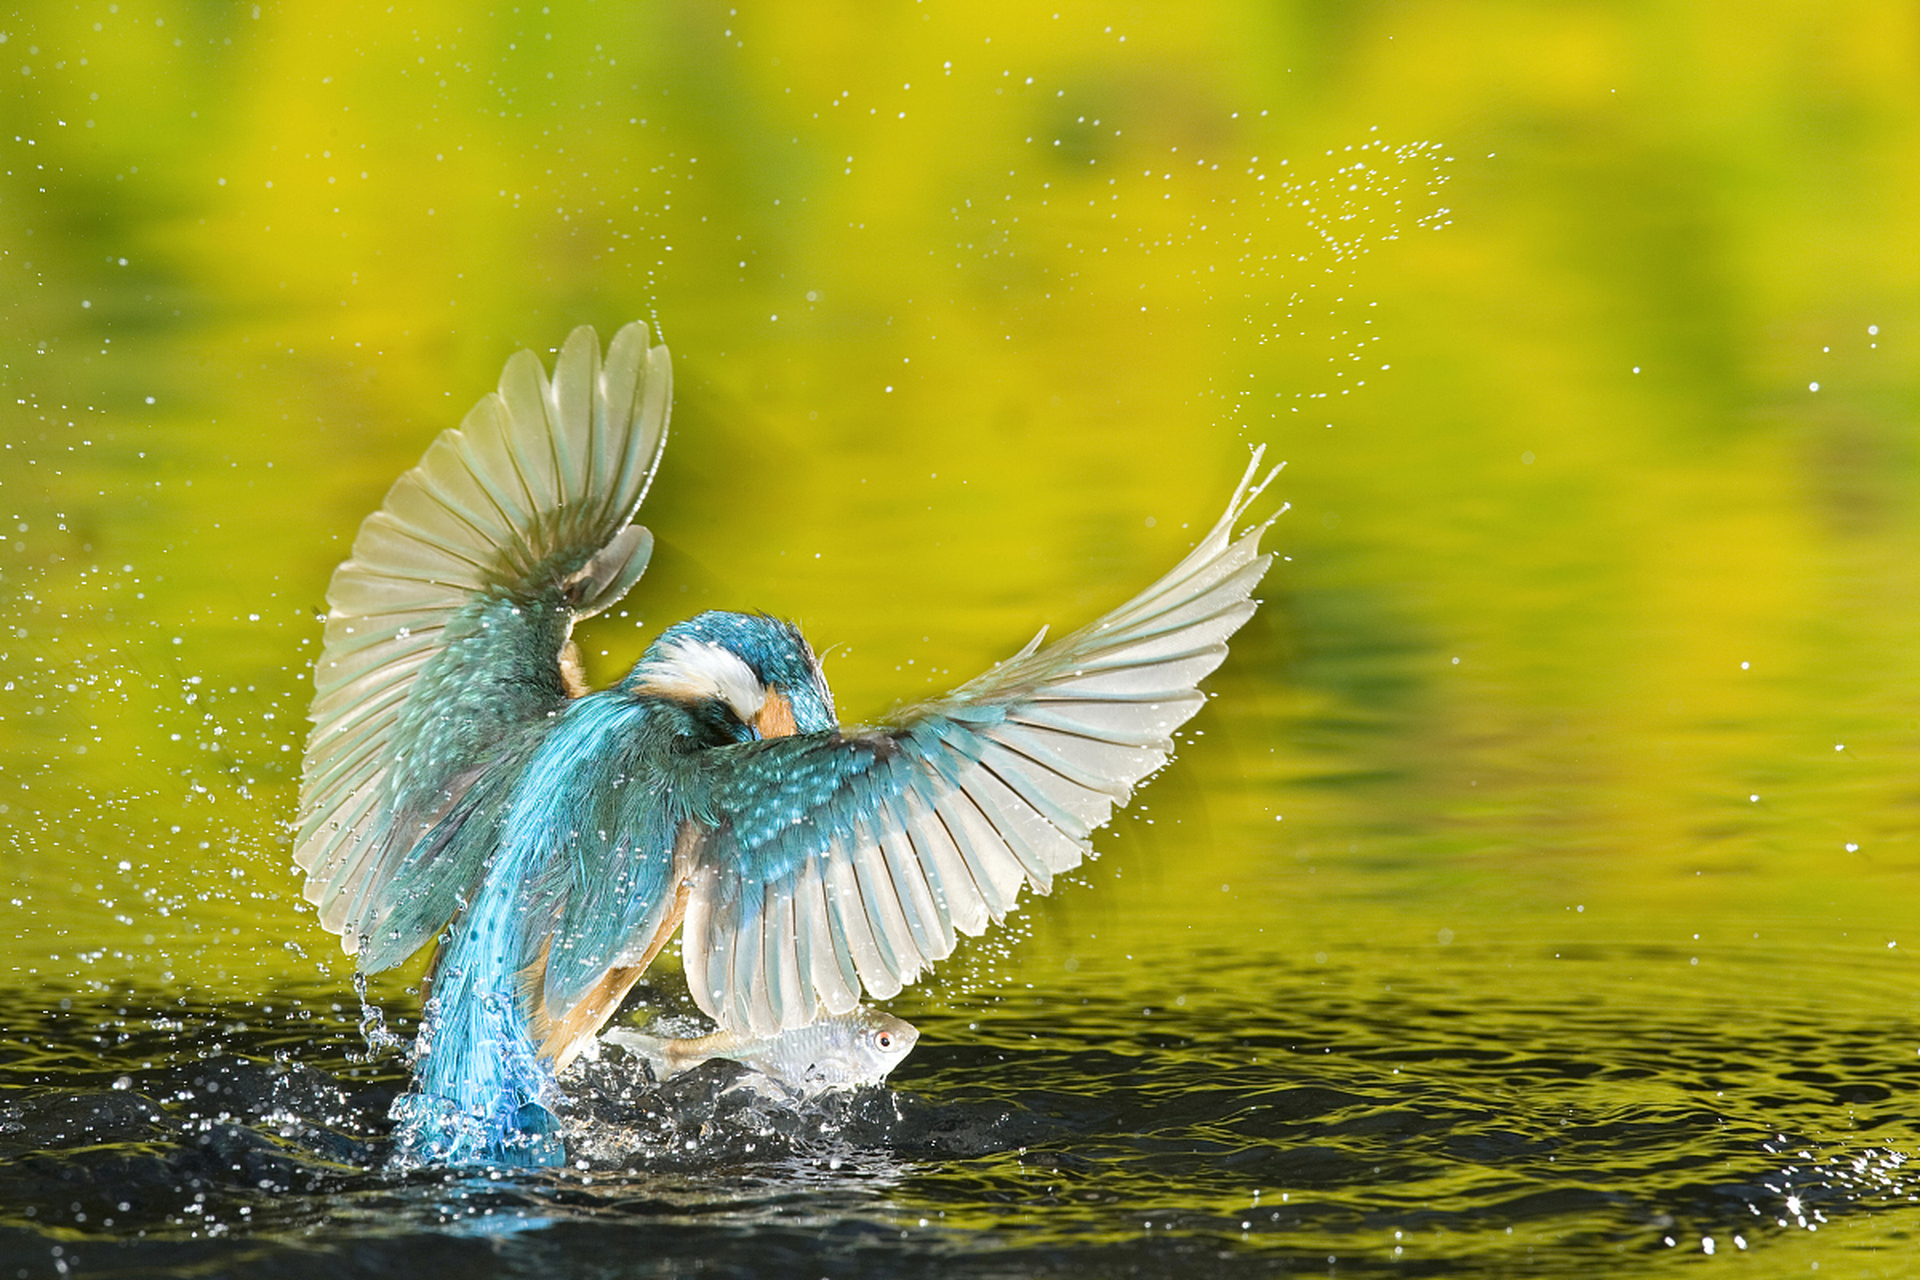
<box><xmin>875</xmin><ymin>1032</ymin><xmax>893</xmax><ymax>1050</ymax></box>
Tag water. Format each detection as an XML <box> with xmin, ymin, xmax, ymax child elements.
<box><xmin>8</xmin><ymin>940</ymin><xmax>1920</xmax><ymax>1277</ymax></box>
<box><xmin>6</xmin><ymin>0</ymin><xmax>1920</xmax><ymax>1275</ymax></box>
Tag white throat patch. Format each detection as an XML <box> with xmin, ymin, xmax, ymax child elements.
<box><xmin>634</xmin><ymin>638</ymin><xmax>766</xmax><ymax>723</ymax></box>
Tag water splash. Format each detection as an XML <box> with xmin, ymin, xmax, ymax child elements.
<box><xmin>352</xmin><ymin>969</ymin><xmax>407</xmax><ymax>1061</ymax></box>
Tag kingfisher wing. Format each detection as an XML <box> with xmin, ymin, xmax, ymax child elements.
<box><xmin>295</xmin><ymin>322</ymin><xmax>673</xmax><ymax>962</ymax></box>
<box><xmin>682</xmin><ymin>452</ymin><xmax>1282</xmax><ymax>1035</ymax></box>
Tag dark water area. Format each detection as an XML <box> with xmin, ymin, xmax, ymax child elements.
<box><xmin>8</xmin><ymin>954</ymin><xmax>1919</xmax><ymax>1278</ymax></box>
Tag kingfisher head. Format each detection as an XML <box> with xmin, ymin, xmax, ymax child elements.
<box><xmin>621</xmin><ymin>611</ymin><xmax>836</xmax><ymax>743</ymax></box>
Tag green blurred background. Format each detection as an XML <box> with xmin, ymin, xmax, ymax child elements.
<box><xmin>2</xmin><ymin>0</ymin><xmax>1916</xmax><ymax>1010</ymax></box>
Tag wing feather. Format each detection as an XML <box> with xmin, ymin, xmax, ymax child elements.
<box><xmin>932</xmin><ymin>786</ymin><xmax>1026</xmax><ymax>921</ymax></box>
<box><xmin>322</xmin><ymin>571</ymin><xmax>458</xmax><ymax>619</ymax></box>
<box><xmin>309</xmin><ymin>783</ymin><xmax>388</xmax><ymax>931</ymax></box>
<box><xmin>296</xmin><ymin>322</ymin><xmax>673</xmax><ymax>961</ymax></box>
<box><xmin>1030</xmin><ymin>653</ymin><xmax>1227</xmax><ymax>699</ymax></box>
<box><xmin>308</xmin><ymin>651</ymin><xmax>436</xmax><ymax>724</ymax></box>
<box><xmin>729</xmin><ymin>882</ymin><xmax>772</xmax><ymax>1034</ymax></box>
<box><xmin>983</xmin><ymin>722</ymin><xmax>1160</xmax><ymax>800</ymax></box>
<box><xmin>415</xmin><ymin>439</ymin><xmax>520</xmax><ymax>550</ymax></box>
<box><xmin>493</xmin><ymin>350</ymin><xmax>563</xmax><ymax>520</ymax></box>
<box><xmin>767</xmin><ymin>881</ymin><xmax>805</xmax><ymax>1028</ymax></box>
<box><xmin>847</xmin><ymin>823</ymin><xmax>917</xmax><ymax>989</ymax></box>
<box><xmin>876</xmin><ymin>801</ymin><xmax>950</xmax><ymax>962</ymax></box>
<box><xmin>972</xmin><ymin>742</ymin><xmax>1107</xmax><ymax>856</ymax></box>
<box><xmin>681</xmin><ymin>450</ymin><xmax>1283</xmax><ymax>1032</ymax></box>
<box><xmin>1007</xmin><ymin>697</ymin><xmax>1188</xmax><ymax>746</ymax></box>
<box><xmin>800</xmin><ymin>857</ymin><xmax>862</xmax><ymax>1013</ymax></box>
<box><xmin>303</xmin><ymin>694</ymin><xmax>408</xmax><ymax>776</ymax></box>
<box><xmin>902</xmin><ymin>783</ymin><xmax>990</xmax><ymax>937</ymax></box>
<box><xmin>827</xmin><ymin>846</ymin><xmax>900</xmax><ymax>999</ymax></box>
<box><xmin>894</xmin><ymin>778</ymin><xmax>963</xmax><ymax>947</ymax></box>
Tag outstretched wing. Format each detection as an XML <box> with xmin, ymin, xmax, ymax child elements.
<box><xmin>681</xmin><ymin>451</ymin><xmax>1283</xmax><ymax>1035</ymax></box>
<box><xmin>295</xmin><ymin>322</ymin><xmax>673</xmax><ymax>962</ymax></box>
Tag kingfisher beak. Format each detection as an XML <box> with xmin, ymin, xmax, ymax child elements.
<box><xmin>754</xmin><ymin>687</ymin><xmax>798</xmax><ymax>739</ymax></box>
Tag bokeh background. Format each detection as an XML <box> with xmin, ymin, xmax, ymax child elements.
<box><xmin>2</xmin><ymin>0</ymin><xmax>1917</xmax><ymax>1056</ymax></box>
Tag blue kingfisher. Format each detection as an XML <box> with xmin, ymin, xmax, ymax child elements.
<box><xmin>295</xmin><ymin>322</ymin><xmax>1281</xmax><ymax>1165</ymax></box>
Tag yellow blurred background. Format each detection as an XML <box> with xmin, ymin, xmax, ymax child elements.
<box><xmin>1</xmin><ymin>0</ymin><xmax>1916</xmax><ymax>1006</ymax></box>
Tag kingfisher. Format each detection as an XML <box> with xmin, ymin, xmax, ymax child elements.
<box><xmin>295</xmin><ymin>321</ymin><xmax>1281</xmax><ymax>1166</ymax></box>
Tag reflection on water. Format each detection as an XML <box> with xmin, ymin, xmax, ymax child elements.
<box><xmin>4</xmin><ymin>0</ymin><xmax>1918</xmax><ymax>1274</ymax></box>
<box><xmin>6</xmin><ymin>938</ymin><xmax>1920</xmax><ymax>1276</ymax></box>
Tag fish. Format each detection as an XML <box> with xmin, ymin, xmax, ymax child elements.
<box><xmin>602</xmin><ymin>1006</ymin><xmax>918</xmax><ymax>1093</ymax></box>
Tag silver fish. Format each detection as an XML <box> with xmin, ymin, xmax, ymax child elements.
<box><xmin>602</xmin><ymin>1006</ymin><xmax>918</xmax><ymax>1093</ymax></box>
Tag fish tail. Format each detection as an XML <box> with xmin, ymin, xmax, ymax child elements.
<box><xmin>600</xmin><ymin>1026</ymin><xmax>687</xmax><ymax>1082</ymax></box>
